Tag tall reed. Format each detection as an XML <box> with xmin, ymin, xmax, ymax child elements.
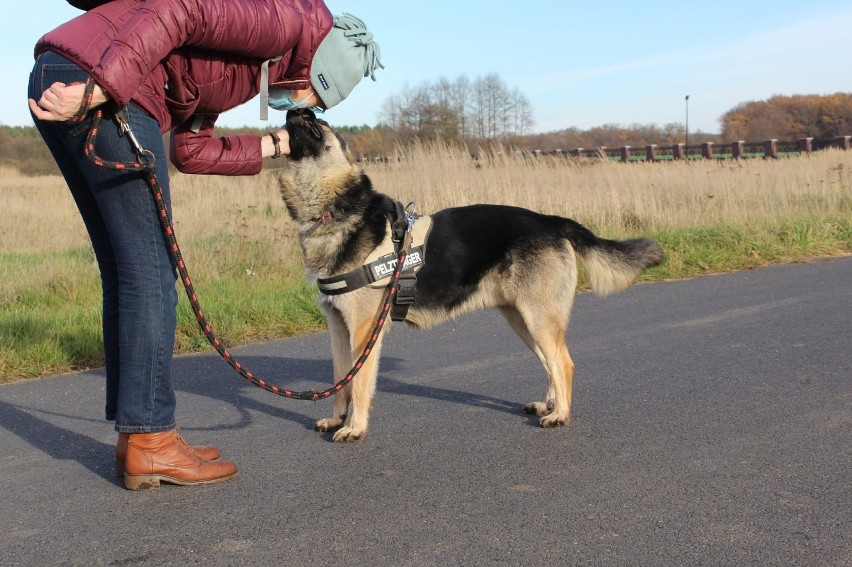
<box><xmin>363</xmin><ymin>141</ymin><xmax>851</xmax><ymax>236</ymax></box>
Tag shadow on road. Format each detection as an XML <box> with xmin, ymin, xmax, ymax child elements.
<box><xmin>0</xmin><ymin>399</ymin><xmax>120</xmax><ymax>485</ymax></box>
<box><xmin>378</xmin><ymin>369</ymin><xmax>522</xmax><ymax>417</ymax></box>
<box><xmin>170</xmin><ymin>351</ymin><xmax>529</xmax><ymax>428</ymax></box>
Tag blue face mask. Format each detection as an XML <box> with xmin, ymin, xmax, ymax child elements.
<box><xmin>267</xmin><ymin>88</ymin><xmax>324</xmax><ymax>113</ymax></box>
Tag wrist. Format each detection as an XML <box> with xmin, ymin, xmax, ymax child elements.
<box><xmin>91</xmin><ymin>84</ymin><xmax>111</xmax><ymax>107</ymax></box>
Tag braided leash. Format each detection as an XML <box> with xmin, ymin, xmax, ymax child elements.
<box><xmin>80</xmin><ymin>94</ymin><xmax>408</xmax><ymax>401</ymax></box>
<box><xmin>70</xmin><ymin>79</ymin><xmax>97</xmax><ymax>124</ymax></box>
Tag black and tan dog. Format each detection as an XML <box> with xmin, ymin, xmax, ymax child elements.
<box><xmin>277</xmin><ymin>109</ymin><xmax>663</xmax><ymax>442</ymax></box>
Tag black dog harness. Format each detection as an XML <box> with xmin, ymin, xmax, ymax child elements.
<box><xmin>317</xmin><ymin>201</ymin><xmax>431</xmax><ymax>322</ymax></box>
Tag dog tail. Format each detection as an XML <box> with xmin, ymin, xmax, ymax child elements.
<box><xmin>564</xmin><ymin>219</ymin><xmax>664</xmax><ymax>296</ymax></box>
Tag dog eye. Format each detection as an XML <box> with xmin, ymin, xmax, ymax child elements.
<box><xmin>325</xmin><ymin>145</ymin><xmax>332</xmax><ymax>151</ymax></box>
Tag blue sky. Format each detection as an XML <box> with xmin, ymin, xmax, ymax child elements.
<box><xmin>3</xmin><ymin>0</ymin><xmax>851</xmax><ymax>134</ymax></box>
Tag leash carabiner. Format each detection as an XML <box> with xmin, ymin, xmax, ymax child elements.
<box><xmin>115</xmin><ymin>109</ymin><xmax>156</xmax><ymax>169</ymax></box>
<box><xmin>404</xmin><ymin>201</ymin><xmax>418</xmax><ymax>233</ymax></box>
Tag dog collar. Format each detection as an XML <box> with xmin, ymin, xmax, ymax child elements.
<box><xmin>304</xmin><ymin>208</ymin><xmax>346</xmax><ymax>237</ymax></box>
<box><xmin>309</xmin><ymin>208</ymin><xmax>346</xmax><ymax>223</ymax></box>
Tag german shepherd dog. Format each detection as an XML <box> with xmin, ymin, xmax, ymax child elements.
<box><xmin>277</xmin><ymin>109</ymin><xmax>663</xmax><ymax>442</ymax></box>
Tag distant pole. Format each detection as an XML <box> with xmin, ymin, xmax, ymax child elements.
<box><xmin>685</xmin><ymin>95</ymin><xmax>690</xmax><ymax>158</ymax></box>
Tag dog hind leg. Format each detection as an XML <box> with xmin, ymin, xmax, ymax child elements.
<box><xmin>500</xmin><ymin>307</ymin><xmax>554</xmax><ymax>416</ymax></box>
<box><xmin>539</xmin><ymin>337</ymin><xmax>574</xmax><ymax>428</ymax></box>
<box><xmin>500</xmin><ymin>305</ymin><xmax>574</xmax><ymax>427</ymax></box>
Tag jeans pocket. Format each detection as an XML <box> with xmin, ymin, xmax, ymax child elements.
<box><xmin>37</xmin><ymin>61</ymin><xmax>94</xmax><ymax>137</ymax></box>
<box><xmin>67</xmin><ymin>114</ymin><xmax>93</xmax><ymax>138</ymax></box>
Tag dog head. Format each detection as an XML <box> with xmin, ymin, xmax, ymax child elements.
<box><xmin>277</xmin><ymin>109</ymin><xmax>388</xmax><ymax>277</ymax></box>
<box><xmin>277</xmin><ymin>109</ymin><xmax>363</xmax><ymax>224</ymax></box>
<box><xmin>284</xmin><ymin>109</ymin><xmax>353</xmax><ymax>162</ymax></box>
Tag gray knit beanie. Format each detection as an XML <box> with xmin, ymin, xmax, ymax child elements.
<box><xmin>310</xmin><ymin>13</ymin><xmax>384</xmax><ymax>109</ymax></box>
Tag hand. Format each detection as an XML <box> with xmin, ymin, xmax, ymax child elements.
<box><xmin>28</xmin><ymin>81</ymin><xmax>109</xmax><ymax>122</ymax></box>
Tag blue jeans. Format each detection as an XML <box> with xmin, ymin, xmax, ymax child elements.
<box><xmin>29</xmin><ymin>51</ymin><xmax>178</xmax><ymax>433</ymax></box>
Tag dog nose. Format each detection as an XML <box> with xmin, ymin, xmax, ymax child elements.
<box><xmin>286</xmin><ymin>108</ymin><xmax>315</xmax><ymax>120</ymax></box>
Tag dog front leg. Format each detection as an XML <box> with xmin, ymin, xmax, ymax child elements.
<box><xmin>332</xmin><ymin>317</ymin><xmax>388</xmax><ymax>442</ymax></box>
<box><xmin>315</xmin><ymin>304</ymin><xmax>351</xmax><ymax>433</ymax></box>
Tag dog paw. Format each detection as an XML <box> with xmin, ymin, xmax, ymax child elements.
<box><xmin>315</xmin><ymin>417</ymin><xmax>344</xmax><ymax>432</ymax></box>
<box><xmin>332</xmin><ymin>426</ymin><xmax>366</xmax><ymax>442</ymax></box>
<box><xmin>523</xmin><ymin>401</ymin><xmax>551</xmax><ymax>417</ymax></box>
<box><xmin>539</xmin><ymin>412</ymin><xmax>570</xmax><ymax>428</ymax></box>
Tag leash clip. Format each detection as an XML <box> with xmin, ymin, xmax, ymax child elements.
<box><xmin>404</xmin><ymin>201</ymin><xmax>418</xmax><ymax>232</ymax></box>
<box><xmin>115</xmin><ymin>109</ymin><xmax>156</xmax><ymax>168</ymax></box>
<box><xmin>115</xmin><ymin>110</ymin><xmax>145</xmax><ymax>158</ymax></box>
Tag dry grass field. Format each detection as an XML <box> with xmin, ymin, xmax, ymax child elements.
<box><xmin>1</xmin><ymin>147</ymin><xmax>850</xmax><ymax>379</ymax></box>
<box><xmin>366</xmin><ymin>143</ymin><xmax>851</xmax><ymax>234</ymax></box>
<box><xmin>3</xmin><ymin>148</ymin><xmax>849</xmax><ymax>258</ymax></box>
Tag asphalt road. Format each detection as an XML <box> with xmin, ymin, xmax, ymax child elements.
<box><xmin>1</xmin><ymin>257</ymin><xmax>849</xmax><ymax>567</ymax></box>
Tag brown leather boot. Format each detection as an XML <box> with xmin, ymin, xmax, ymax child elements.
<box><xmin>115</xmin><ymin>432</ymin><xmax>222</xmax><ymax>476</ymax></box>
<box><xmin>123</xmin><ymin>430</ymin><xmax>238</xmax><ymax>490</ymax></box>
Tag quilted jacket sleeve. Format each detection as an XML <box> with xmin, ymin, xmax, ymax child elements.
<box><xmin>169</xmin><ymin>114</ymin><xmax>264</xmax><ymax>175</ymax></box>
<box><xmin>93</xmin><ymin>0</ymin><xmax>328</xmax><ymax>107</ymax></box>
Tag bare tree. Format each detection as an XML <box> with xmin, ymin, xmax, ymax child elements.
<box><xmin>378</xmin><ymin>95</ymin><xmax>403</xmax><ymax>131</ymax></box>
<box><xmin>378</xmin><ymin>72</ymin><xmax>534</xmax><ymax>143</ymax></box>
<box><xmin>510</xmin><ymin>86</ymin><xmax>536</xmax><ymax>136</ymax></box>
<box><xmin>451</xmin><ymin>75</ymin><xmax>471</xmax><ymax>138</ymax></box>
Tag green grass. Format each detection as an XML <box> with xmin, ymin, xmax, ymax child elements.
<box><xmin>175</xmin><ymin>276</ymin><xmax>325</xmax><ymax>352</ymax></box>
<box><xmin>1</xmin><ymin>240</ymin><xmax>326</xmax><ymax>381</ymax></box>
<box><xmin>1</xmin><ymin>217</ymin><xmax>850</xmax><ymax>382</ymax></box>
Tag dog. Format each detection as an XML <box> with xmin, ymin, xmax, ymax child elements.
<box><xmin>277</xmin><ymin>109</ymin><xmax>663</xmax><ymax>442</ymax></box>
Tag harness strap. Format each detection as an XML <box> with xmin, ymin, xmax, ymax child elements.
<box><xmin>317</xmin><ymin>244</ymin><xmax>425</xmax><ymax>295</ymax></box>
<box><xmin>390</xmin><ymin>199</ymin><xmax>408</xmax><ymax>244</ymax></box>
<box><xmin>315</xmin><ymin>201</ymin><xmax>423</xmax><ymax>321</ymax></box>
<box><xmin>317</xmin><ymin>266</ymin><xmax>373</xmax><ymax>295</ymax></box>
<box><xmin>389</xmin><ymin>201</ymin><xmax>419</xmax><ymax>321</ymax></box>
<box><xmin>390</xmin><ymin>271</ymin><xmax>417</xmax><ymax>321</ymax></box>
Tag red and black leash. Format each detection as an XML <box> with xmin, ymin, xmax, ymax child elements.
<box><xmin>77</xmin><ymin>92</ymin><xmax>408</xmax><ymax>401</ymax></box>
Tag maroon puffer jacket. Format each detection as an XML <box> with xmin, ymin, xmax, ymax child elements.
<box><xmin>36</xmin><ymin>0</ymin><xmax>333</xmax><ymax>175</ymax></box>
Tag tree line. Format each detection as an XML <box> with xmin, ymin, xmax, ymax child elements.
<box><xmin>2</xmin><ymin>82</ymin><xmax>850</xmax><ymax>174</ymax></box>
<box><xmin>345</xmin><ymin>89</ymin><xmax>851</xmax><ymax>157</ymax></box>
<box><xmin>720</xmin><ymin>93</ymin><xmax>852</xmax><ymax>142</ymax></box>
